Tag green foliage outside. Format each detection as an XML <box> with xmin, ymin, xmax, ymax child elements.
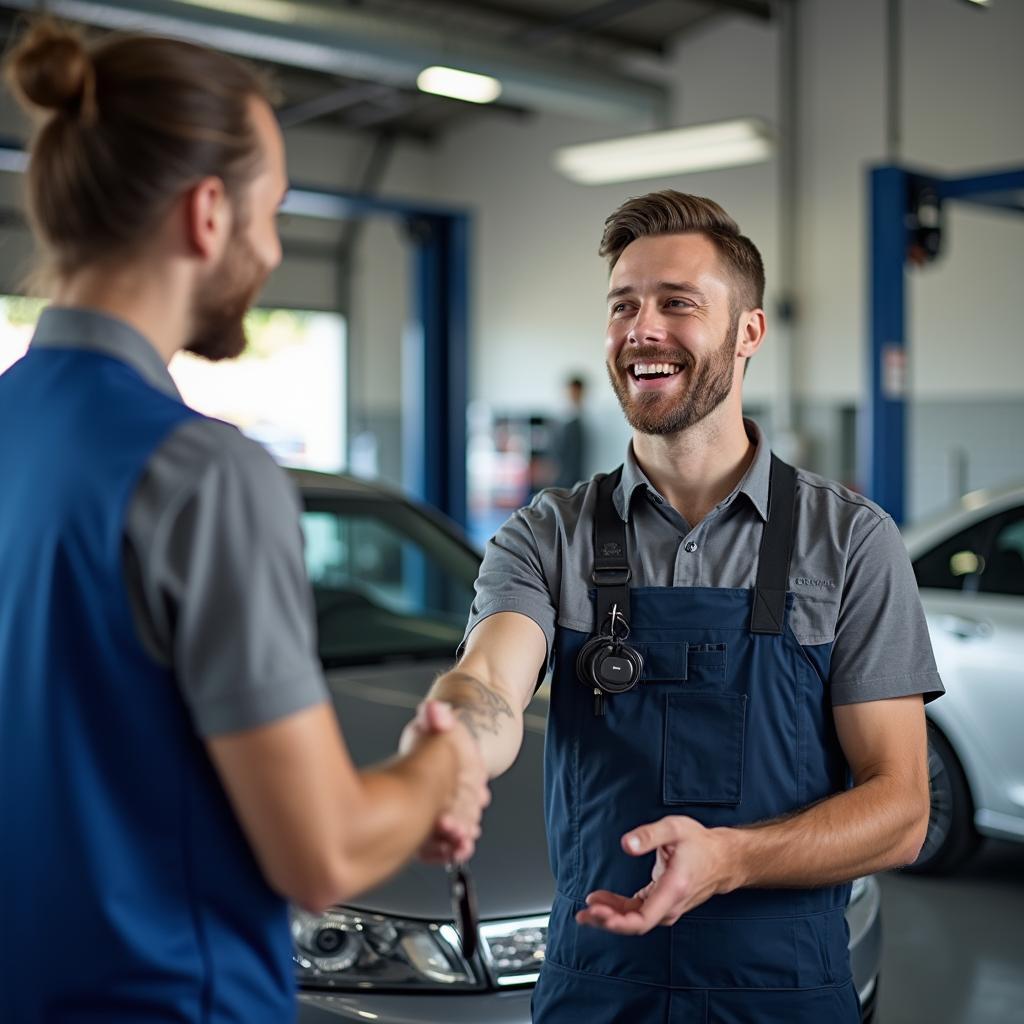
<box><xmin>0</xmin><ymin>296</ymin><xmax>314</xmax><ymax>359</ymax></box>
<box><xmin>0</xmin><ymin>296</ymin><xmax>46</xmax><ymax>327</ymax></box>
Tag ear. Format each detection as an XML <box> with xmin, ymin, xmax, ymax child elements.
<box><xmin>184</xmin><ymin>175</ymin><xmax>231</xmax><ymax>263</ymax></box>
<box><xmin>735</xmin><ymin>308</ymin><xmax>766</xmax><ymax>361</ymax></box>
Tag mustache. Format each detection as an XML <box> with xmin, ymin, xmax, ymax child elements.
<box><xmin>611</xmin><ymin>347</ymin><xmax>694</xmax><ymax>372</ymax></box>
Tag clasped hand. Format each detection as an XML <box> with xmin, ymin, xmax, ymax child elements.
<box><xmin>575</xmin><ymin>815</ymin><xmax>735</xmax><ymax>935</ymax></box>
<box><xmin>399</xmin><ymin>700</ymin><xmax>490</xmax><ymax>864</ymax></box>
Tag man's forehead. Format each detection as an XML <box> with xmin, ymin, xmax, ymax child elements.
<box><xmin>251</xmin><ymin>96</ymin><xmax>287</xmax><ymax>178</ymax></box>
<box><xmin>609</xmin><ymin>233</ymin><xmax>727</xmax><ymax>294</ymax></box>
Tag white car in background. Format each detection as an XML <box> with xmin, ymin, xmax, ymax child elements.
<box><xmin>903</xmin><ymin>483</ymin><xmax>1024</xmax><ymax>873</ymax></box>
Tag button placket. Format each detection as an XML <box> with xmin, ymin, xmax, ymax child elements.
<box><xmin>674</xmin><ymin>532</ymin><xmax>702</xmax><ymax>585</ymax></box>
<box><xmin>671</xmin><ymin>528</ymin><xmax>704</xmax><ymax>585</ymax></box>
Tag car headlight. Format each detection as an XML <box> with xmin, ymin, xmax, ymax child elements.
<box><xmin>292</xmin><ymin>908</ymin><xmax>481</xmax><ymax>991</ymax></box>
<box><xmin>479</xmin><ymin>915</ymin><xmax>548</xmax><ymax>986</ymax></box>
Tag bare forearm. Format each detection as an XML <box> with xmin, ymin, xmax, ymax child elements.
<box><xmin>340</xmin><ymin>736</ymin><xmax>457</xmax><ymax>896</ymax></box>
<box><xmin>427</xmin><ymin>669</ymin><xmax>523</xmax><ymax>778</ymax></box>
<box><xmin>720</xmin><ymin>775</ymin><xmax>929</xmax><ymax>891</ymax></box>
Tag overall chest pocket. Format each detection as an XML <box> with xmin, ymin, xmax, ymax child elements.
<box><xmin>663</xmin><ymin>692</ymin><xmax>747</xmax><ymax>806</ymax></box>
<box><xmin>633</xmin><ymin>641</ymin><xmax>728</xmax><ymax>684</ymax></box>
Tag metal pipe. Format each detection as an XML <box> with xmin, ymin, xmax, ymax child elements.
<box><xmin>774</xmin><ymin>0</ymin><xmax>798</xmax><ymax>444</ymax></box>
<box><xmin>886</xmin><ymin>0</ymin><xmax>902</xmax><ymax>161</ymax></box>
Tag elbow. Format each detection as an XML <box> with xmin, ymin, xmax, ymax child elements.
<box><xmin>895</xmin><ymin>796</ymin><xmax>932</xmax><ymax>867</ymax></box>
<box><xmin>289</xmin><ymin>874</ymin><xmax>350</xmax><ymax>916</ymax></box>
<box><xmin>270</xmin><ymin>855</ymin><xmax>355</xmax><ymax>915</ymax></box>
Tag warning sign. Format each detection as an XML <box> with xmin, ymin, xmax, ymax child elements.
<box><xmin>882</xmin><ymin>344</ymin><xmax>907</xmax><ymax>399</ymax></box>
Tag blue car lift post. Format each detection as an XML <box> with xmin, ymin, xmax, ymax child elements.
<box><xmin>0</xmin><ymin>139</ymin><xmax>472</xmax><ymax>528</ymax></box>
<box><xmin>866</xmin><ymin>164</ymin><xmax>1024</xmax><ymax>524</ymax></box>
<box><xmin>268</xmin><ymin>186</ymin><xmax>471</xmax><ymax>528</ymax></box>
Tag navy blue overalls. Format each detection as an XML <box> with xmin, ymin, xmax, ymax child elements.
<box><xmin>533</xmin><ymin>458</ymin><xmax>862</xmax><ymax>1023</ymax></box>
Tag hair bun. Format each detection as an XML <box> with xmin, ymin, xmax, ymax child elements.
<box><xmin>7</xmin><ymin>21</ymin><xmax>96</xmax><ymax>119</ymax></box>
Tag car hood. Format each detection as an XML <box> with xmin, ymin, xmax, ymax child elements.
<box><xmin>324</xmin><ymin>661</ymin><xmax>553</xmax><ymax>923</ymax></box>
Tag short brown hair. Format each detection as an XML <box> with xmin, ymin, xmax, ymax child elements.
<box><xmin>599</xmin><ymin>190</ymin><xmax>765</xmax><ymax>314</ymax></box>
<box><xmin>5</xmin><ymin>19</ymin><xmax>271</xmax><ymax>287</ymax></box>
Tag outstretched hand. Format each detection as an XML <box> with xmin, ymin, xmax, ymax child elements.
<box><xmin>575</xmin><ymin>816</ymin><xmax>735</xmax><ymax>935</ymax></box>
<box><xmin>400</xmin><ymin>700</ymin><xmax>490</xmax><ymax>864</ymax></box>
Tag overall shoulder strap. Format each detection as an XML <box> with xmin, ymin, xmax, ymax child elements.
<box><xmin>592</xmin><ymin>467</ymin><xmax>630</xmax><ymax>631</ymax></box>
<box><xmin>750</xmin><ymin>455</ymin><xmax>798</xmax><ymax>635</ymax></box>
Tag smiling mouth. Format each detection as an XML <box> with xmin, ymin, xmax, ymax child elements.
<box><xmin>629</xmin><ymin>361</ymin><xmax>683</xmax><ymax>381</ymax></box>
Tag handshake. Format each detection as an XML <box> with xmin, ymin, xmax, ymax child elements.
<box><xmin>399</xmin><ymin>699</ymin><xmax>491</xmax><ymax>864</ymax></box>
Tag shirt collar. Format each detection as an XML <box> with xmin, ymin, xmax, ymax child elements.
<box><xmin>29</xmin><ymin>306</ymin><xmax>181</xmax><ymax>401</ymax></box>
<box><xmin>612</xmin><ymin>418</ymin><xmax>772</xmax><ymax>523</ymax></box>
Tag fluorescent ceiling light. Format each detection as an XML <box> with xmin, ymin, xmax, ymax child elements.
<box><xmin>179</xmin><ymin>0</ymin><xmax>299</xmax><ymax>21</ymax></box>
<box><xmin>554</xmin><ymin>118</ymin><xmax>774</xmax><ymax>185</ymax></box>
<box><xmin>417</xmin><ymin>66</ymin><xmax>502</xmax><ymax>104</ymax></box>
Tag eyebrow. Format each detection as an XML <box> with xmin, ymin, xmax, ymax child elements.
<box><xmin>606</xmin><ymin>281</ymin><xmax>708</xmax><ymax>302</ymax></box>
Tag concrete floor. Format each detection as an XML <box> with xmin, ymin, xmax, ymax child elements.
<box><xmin>877</xmin><ymin>839</ymin><xmax>1024</xmax><ymax>1024</ymax></box>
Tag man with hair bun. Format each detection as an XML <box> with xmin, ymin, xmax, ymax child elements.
<box><xmin>0</xmin><ymin>21</ymin><xmax>488</xmax><ymax>1023</ymax></box>
<box><xmin>404</xmin><ymin>190</ymin><xmax>943</xmax><ymax>1021</ymax></box>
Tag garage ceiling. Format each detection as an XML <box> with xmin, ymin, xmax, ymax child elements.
<box><xmin>0</xmin><ymin>0</ymin><xmax>774</xmax><ymax>140</ymax></box>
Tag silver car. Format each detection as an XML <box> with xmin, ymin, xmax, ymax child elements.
<box><xmin>289</xmin><ymin>469</ymin><xmax>882</xmax><ymax>1023</ymax></box>
<box><xmin>903</xmin><ymin>482</ymin><xmax>1024</xmax><ymax>874</ymax></box>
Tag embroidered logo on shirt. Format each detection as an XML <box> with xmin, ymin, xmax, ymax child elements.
<box><xmin>794</xmin><ymin>576</ymin><xmax>836</xmax><ymax>589</ymax></box>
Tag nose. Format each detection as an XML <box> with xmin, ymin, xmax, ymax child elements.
<box><xmin>626</xmin><ymin>301</ymin><xmax>669</xmax><ymax>345</ymax></box>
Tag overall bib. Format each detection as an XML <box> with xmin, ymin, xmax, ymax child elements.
<box><xmin>533</xmin><ymin>458</ymin><xmax>861</xmax><ymax>1024</ymax></box>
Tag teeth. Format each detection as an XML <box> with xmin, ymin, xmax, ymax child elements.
<box><xmin>633</xmin><ymin>362</ymin><xmax>681</xmax><ymax>377</ymax></box>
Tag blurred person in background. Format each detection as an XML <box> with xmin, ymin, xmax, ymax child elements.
<box><xmin>0</xmin><ymin>21</ymin><xmax>486</xmax><ymax>1023</ymax></box>
<box><xmin>554</xmin><ymin>374</ymin><xmax>588</xmax><ymax>489</ymax></box>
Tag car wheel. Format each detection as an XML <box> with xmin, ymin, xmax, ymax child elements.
<box><xmin>903</xmin><ymin>724</ymin><xmax>980</xmax><ymax>875</ymax></box>
<box><xmin>860</xmin><ymin>974</ymin><xmax>879</xmax><ymax>1023</ymax></box>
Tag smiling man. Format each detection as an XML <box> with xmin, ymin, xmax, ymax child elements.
<box><xmin>411</xmin><ymin>191</ymin><xmax>945</xmax><ymax>1022</ymax></box>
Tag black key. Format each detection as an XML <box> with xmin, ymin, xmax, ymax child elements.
<box><xmin>447</xmin><ymin>861</ymin><xmax>479</xmax><ymax>961</ymax></box>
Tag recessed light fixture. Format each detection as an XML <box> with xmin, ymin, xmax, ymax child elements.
<box><xmin>961</xmin><ymin>0</ymin><xmax>991</xmax><ymax>7</ymax></box>
<box><xmin>416</xmin><ymin>66</ymin><xmax>502</xmax><ymax>104</ymax></box>
<box><xmin>554</xmin><ymin>118</ymin><xmax>774</xmax><ymax>185</ymax></box>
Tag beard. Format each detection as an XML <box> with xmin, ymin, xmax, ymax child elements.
<box><xmin>606</xmin><ymin>315</ymin><xmax>738</xmax><ymax>436</ymax></box>
<box><xmin>185</xmin><ymin>228</ymin><xmax>269</xmax><ymax>362</ymax></box>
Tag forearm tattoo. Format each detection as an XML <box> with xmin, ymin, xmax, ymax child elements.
<box><xmin>440</xmin><ymin>671</ymin><xmax>514</xmax><ymax>742</ymax></box>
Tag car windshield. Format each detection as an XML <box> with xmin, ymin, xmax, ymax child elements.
<box><xmin>300</xmin><ymin>493</ymin><xmax>481</xmax><ymax>667</ymax></box>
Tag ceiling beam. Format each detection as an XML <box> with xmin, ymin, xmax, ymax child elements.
<box><xmin>277</xmin><ymin>82</ymin><xmax>398</xmax><ymax>128</ymax></box>
<box><xmin>514</xmin><ymin>0</ymin><xmax>664</xmax><ymax>46</ymax></box>
<box><xmin>703</xmin><ymin>0</ymin><xmax>774</xmax><ymax>20</ymax></box>
<box><xmin>447</xmin><ymin>0</ymin><xmax>666</xmax><ymax>52</ymax></box>
<box><xmin>2</xmin><ymin>0</ymin><xmax>670</xmax><ymax>123</ymax></box>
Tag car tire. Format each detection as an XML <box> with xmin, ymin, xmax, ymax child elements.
<box><xmin>903</xmin><ymin>724</ymin><xmax>980</xmax><ymax>875</ymax></box>
<box><xmin>860</xmin><ymin>974</ymin><xmax>879</xmax><ymax>1024</ymax></box>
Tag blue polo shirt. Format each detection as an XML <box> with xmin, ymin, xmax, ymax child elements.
<box><xmin>0</xmin><ymin>308</ymin><xmax>328</xmax><ymax>1022</ymax></box>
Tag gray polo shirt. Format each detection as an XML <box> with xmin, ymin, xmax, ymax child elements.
<box><xmin>29</xmin><ymin>307</ymin><xmax>328</xmax><ymax>736</ymax></box>
<box><xmin>464</xmin><ymin>420</ymin><xmax>944</xmax><ymax>707</ymax></box>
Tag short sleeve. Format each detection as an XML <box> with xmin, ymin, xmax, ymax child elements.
<box><xmin>829</xmin><ymin>514</ymin><xmax>945</xmax><ymax>706</ymax></box>
<box><xmin>126</xmin><ymin>419</ymin><xmax>328</xmax><ymax>736</ymax></box>
<box><xmin>459</xmin><ymin>507</ymin><xmax>558</xmax><ymax>682</ymax></box>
